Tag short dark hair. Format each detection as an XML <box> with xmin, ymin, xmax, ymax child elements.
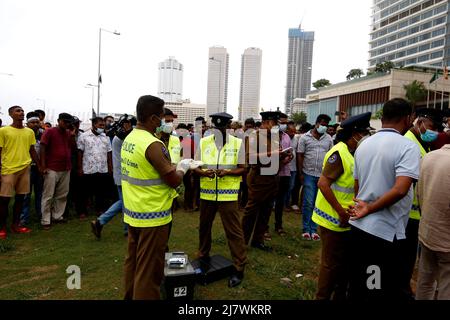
<box><xmin>177</xmin><ymin>123</ymin><xmax>187</xmax><ymax>130</ymax></box>
<box><xmin>136</xmin><ymin>95</ymin><xmax>165</xmax><ymax>123</ymax></box>
<box><xmin>316</xmin><ymin>114</ymin><xmax>331</xmax><ymax>124</ymax></box>
<box><xmin>255</xmin><ymin>121</ymin><xmax>262</xmax><ymax>127</ymax></box>
<box><xmin>300</xmin><ymin>122</ymin><xmax>312</xmax><ymax>133</ymax></box>
<box><xmin>91</xmin><ymin>117</ymin><xmax>104</xmax><ymax>126</ymax></box>
<box><xmin>8</xmin><ymin>105</ymin><xmax>21</xmax><ymax>114</ymax></box>
<box><xmin>382</xmin><ymin>98</ymin><xmax>412</xmax><ymax>122</ymax></box>
<box><xmin>35</xmin><ymin>109</ymin><xmax>45</xmax><ymax>117</ymax></box>
<box><xmin>103</xmin><ymin>115</ymin><xmax>114</xmax><ymax>121</ymax></box>
<box><xmin>244</xmin><ymin>118</ymin><xmax>255</xmax><ymax>125</ymax></box>
<box><xmin>26</xmin><ymin>111</ymin><xmax>40</xmax><ymax>119</ymax></box>
<box><xmin>287</xmin><ymin>121</ymin><xmax>295</xmax><ymax>126</ymax></box>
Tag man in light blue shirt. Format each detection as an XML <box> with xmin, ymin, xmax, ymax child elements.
<box><xmin>347</xmin><ymin>98</ymin><xmax>421</xmax><ymax>301</ymax></box>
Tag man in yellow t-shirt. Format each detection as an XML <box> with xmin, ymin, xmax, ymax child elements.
<box><xmin>0</xmin><ymin>106</ymin><xmax>40</xmax><ymax>239</ymax></box>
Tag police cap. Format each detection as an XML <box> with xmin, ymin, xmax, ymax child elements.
<box><xmin>340</xmin><ymin>112</ymin><xmax>372</xmax><ymax>131</ymax></box>
<box><xmin>260</xmin><ymin>111</ymin><xmax>281</xmax><ymax>121</ymax></box>
<box><xmin>210</xmin><ymin>112</ymin><xmax>233</xmax><ymax>127</ymax></box>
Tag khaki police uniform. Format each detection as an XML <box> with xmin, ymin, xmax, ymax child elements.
<box><xmin>242</xmin><ymin>121</ymin><xmax>280</xmax><ymax>248</ymax></box>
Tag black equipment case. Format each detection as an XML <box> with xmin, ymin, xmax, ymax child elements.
<box><xmin>191</xmin><ymin>254</ymin><xmax>235</xmax><ymax>285</ymax></box>
<box><xmin>161</xmin><ymin>252</ymin><xmax>196</xmax><ymax>300</ymax></box>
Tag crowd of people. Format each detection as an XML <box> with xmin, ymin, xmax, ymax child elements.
<box><xmin>0</xmin><ymin>95</ymin><xmax>449</xmax><ymax>301</ymax></box>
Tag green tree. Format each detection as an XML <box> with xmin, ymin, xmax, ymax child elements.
<box><xmin>312</xmin><ymin>79</ymin><xmax>331</xmax><ymax>89</ymax></box>
<box><xmin>404</xmin><ymin>80</ymin><xmax>427</xmax><ymax>110</ymax></box>
<box><xmin>374</xmin><ymin>109</ymin><xmax>383</xmax><ymax>120</ymax></box>
<box><xmin>374</xmin><ymin>61</ymin><xmax>395</xmax><ymax>73</ymax></box>
<box><xmin>291</xmin><ymin>112</ymin><xmax>307</xmax><ymax>124</ymax></box>
<box><xmin>346</xmin><ymin>68</ymin><xmax>364</xmax><ymax>81</ymax></box>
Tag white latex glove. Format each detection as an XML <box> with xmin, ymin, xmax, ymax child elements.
<box><xmin>189</xmin><ymin>160</ymin><xmax>203</xmax><ymax>170</ymax></box>
<box><xmin>176</xmin><ymin>159</ymin><xmax>193</xmax><ymax>175</ymax></box>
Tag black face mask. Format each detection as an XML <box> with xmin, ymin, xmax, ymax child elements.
<box><xmin>116</xmin><ymin>128</ymin><xmax>132</xmax><ymax>141</ymax></box>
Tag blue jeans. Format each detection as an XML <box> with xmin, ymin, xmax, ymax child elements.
<box><xmin>301</xmin><ymin>173</ymin><xmax>319</xmax><ymax>235</ymax></box>
<box><xmin>20</xmin><ymin>165</ymin><xmax>43</xmax><ymax>225</ymax></box>
<box><xmin>97</xmin><ymin>186</ymin><xmax>128</xmax><ymax>234</ymax></box>
<box><xmin>285</xmin><ymin>171</ymin><xmax>297</xmax><ymax>207</ymax></box>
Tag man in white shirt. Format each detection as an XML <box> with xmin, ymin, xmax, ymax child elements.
<box><xmin>77</xmin><ymin>117</ymin><xmax>113</xmax><ymax>217</ymax></box>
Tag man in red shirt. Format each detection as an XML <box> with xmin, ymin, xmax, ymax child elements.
<box><xmin>40</xmin><ymin>113</ymin><xmax>76</xmax><ymax>229</ymax></box>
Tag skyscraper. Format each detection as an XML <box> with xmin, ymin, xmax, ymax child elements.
<box><xmin>158</xmin><ymin>57</ymin><xmax>183</xmax><ymax>103</ymax></box>
<box><xmin>206</xmin><ymin>46</ymin><xmax>229</xmax><ymax>116</ymax></box>
<box><xmin>284</xmin><ymin>25</ymin><xmax>314</xmax><ymax>115</ymax></box>
<box><xmin>239</xmin><ymin>47</ymin><xmax>262</xmax><ymax>121</ymax></box>
<box><xmin>369</xmin><ymin>0</ymin><xmax>449</xmax><ymax>69</ymax></box>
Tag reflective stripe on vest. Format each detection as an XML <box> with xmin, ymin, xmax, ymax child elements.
<box><xmin>200</xmin><ymin>188</ymin><xmax>240</xmax><ymax>195</ymax></box>
<box><xmin>331</xmin><ymin>183</ymin><xmax>353</xmax><ymax>194</ymax></box>
<box><xmin>313</xmin><ymin>207</ymin><xmax>340</xmax><ymax>226</ymax></box>
<box><xmin>199</xmin><ymin>135</ymin><xmax>242</xmax><ymax>202</ymax></box>
<box><xmin>404</xmin><ymin>130</ymin><xmax>427</xmax><ymax>221</ymax></box>
<box><xmin>124</xmin><ymin>208</ymin><xmax>171</xmax><ymax>220</ymax></box>
<box><xmin>312</xmin><ymin>142</ymin><xmax>354</xmax><ymax>232</ymax></box>
<box><xmin>121</xmin><ymin>175</ymin><xmax>163</xmax><ymax>186</ymax></box>
<box><xmin>202</xmin><ymin>164</ymin><xmax>238</xmax><ymax>170</ymax></box>
<box><xmin>121</xmin><ymin>129</ymin><xmax>176</xmax><ymax>228</ymax></box>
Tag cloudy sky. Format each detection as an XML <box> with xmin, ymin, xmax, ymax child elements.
<box><xmin>0</xmin><ymin>0</ymin><xmax>372</xmax><ymax>125</ymax></box>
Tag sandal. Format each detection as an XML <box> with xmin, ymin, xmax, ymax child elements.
<box><xmin>311</xmin><ymin>233</ymin><xmax>321</xmax><ymax>241</ymax></box>
<box><xmin>302</xmin><ymin>232</ymin><xmax>311</xmax><ymax>240</ymax></box>
<box><xmin>276</xmin><ymin>228</ymin><xmax>287</xmax><ymax>237</ymax></box>
<box><xmin>264</xmin><ymin>232</ymin><xmax>272</xmax><ymax>241</ymax></box>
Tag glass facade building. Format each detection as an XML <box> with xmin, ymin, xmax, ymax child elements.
<box><xmin>285</xmin><ymin>26</ymin><xmax>314</xmax><ymax>115</ymax></box>
<box><xmin>370</xmin><ymin>0</ymin><xmax>449</xmax><ymax>68</ymax></box>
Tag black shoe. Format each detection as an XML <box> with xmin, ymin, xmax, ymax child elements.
<box><xmin>53</xmin><ymin>218</ymin><xmax>68</xmax><ymax>224</ymax></box>
<box><xmin>228</xmin><ymin>271</ymin><xmax>244</xmax><ymax>288</ymax></box>
<box><xmin>251</xmin><ymin>242</ymin><xmax>273</xmax><ymax>252</ymax></box>
<box><xmin>90</xmin><ymin>220</ymin><xmax>103</xmax><ymax>239</ymax></box>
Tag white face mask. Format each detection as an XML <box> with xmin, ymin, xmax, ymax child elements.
<box><xmin>317</xmin><ymin>125</ymin><xmax>327</xmax><ymax>135</ymax></box>
<box><xmin>96</xmin><ymin>128</ymin><xmax>104</xmax><ymax>134</ymax></box>
<box><xmin>161</xmin><ymin>120</ymin><xmax>174</xmax><ymax>134</ymax></box>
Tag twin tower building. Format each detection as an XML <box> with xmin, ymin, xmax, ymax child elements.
<box><xmin>157</xmin><ymin>25</ymin><xmax>314</xmax><ymax>121</ymax></box>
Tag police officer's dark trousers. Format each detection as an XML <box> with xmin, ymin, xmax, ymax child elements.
<box><xmin>198</xmin><ymin>200</ymin><xmax>247</xmax><ymax>272</ymax></box>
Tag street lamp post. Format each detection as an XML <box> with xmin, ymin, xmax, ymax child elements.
<box><xmin>209</xmin><ymin>57</ymin><xmax>223</xmax><ymax>113</ymax></box>
<box><xmin>97</xmin><ymin>28</ymin><xmax>120</xmax><ymax>117</ymax></box>
<box><xmin>85</xmin><ymin>84</ymin><xmax>98</xmax><ymax>114</ymax></box>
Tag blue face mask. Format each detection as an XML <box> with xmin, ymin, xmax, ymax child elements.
<box><xmin>420</xmin><ymin>123</ymin><xmax>438</xmax><ymax>142</ymax></box>
<box><xmin>317</xmin><ymin>125</ymin><xmax>327</xmax><ymax>135</ymax></box>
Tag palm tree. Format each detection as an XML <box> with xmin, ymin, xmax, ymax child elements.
<box><xmin>346</xmin><ymin>68</ymin><xmax>364</xmax><ymax>81</ymax></box>
<box><xmin>404</xmin><ymin>80</ymin><xmax>427</xmax><ymax>110</ymax></box>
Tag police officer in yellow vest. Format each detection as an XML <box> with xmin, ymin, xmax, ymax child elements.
<box><xmin>158</xmin><ymin>108</ymin><xmax>182</xmax><ymax>165</ymax></box>
<box><xmin>193</xmin><ymin>112</ymin><xmax>248</xmax><ymax>288</ymax></box>
<box><xmin>312</xmin><ymin>112</ymin><xmax>372</xmax><ymax>300</ymax></box>
<box><xmin>401</xmin><ymin>107</ymin><xmax>441</xmax><ymax>298</ymax></box>
<box><xmin>122</xmin><ymin>95</ymin><xmax>202</xmax><ymax>300</ymax></box>
<box><xmin>158</xmin><ymin>108</ymin><xmax>182</xmax><ymax>213</ymax></box>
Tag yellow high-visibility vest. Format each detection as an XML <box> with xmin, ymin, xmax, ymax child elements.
<box><xmin>168</xmin><ymin>135</ymin><xmax>181</xmax><ymax>164</ymax></box>
<box><xmin>199</xmin><ymin>134</ymin><xmax>242</xmax><ymax>201</ymax></box>
<box><xmin>121</xmin><ymin>129</ymin><xmax>177</xmax><ymax>227</ymax></box>
<box><xmin>312</xmin><ymin>142</ymin><xmax>354</xmax><ymax>232</ymax></box>
<box><xmin>404</xmin><ymin>130</ymin><xmax>427</xmax><ymax>220</ymax></box>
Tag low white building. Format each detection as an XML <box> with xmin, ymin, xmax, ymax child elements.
<box><xmin>164</xmin><ymin>99</ymin><xmax>207</xmax><ymax>125</ymax></box>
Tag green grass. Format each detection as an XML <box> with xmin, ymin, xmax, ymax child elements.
<box><xmin>0</xmin><ymin>202</ymin><xmax>321</xmax><ymax>300</ymax></box>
